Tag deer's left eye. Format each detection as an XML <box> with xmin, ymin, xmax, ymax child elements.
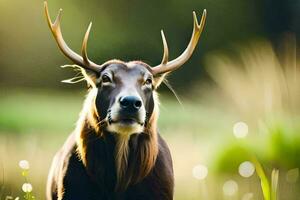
<box><xmin>144</xmin><ymin>78</ymin><xmax>152</xmax><ymax>85</ymax></box>
<box><xmin>102</xmin><ymin>74</ymin><xmax>112</xmax><ymax>83</ymax></box>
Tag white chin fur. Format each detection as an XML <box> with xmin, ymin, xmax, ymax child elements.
<box><xmin>106</xmin><ymin>122</ymin><xmax>144</xmax><ymax>136</ymax></box>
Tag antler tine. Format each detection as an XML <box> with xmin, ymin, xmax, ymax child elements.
<box><xmin>160</xmin><ymin>30</ymin><xmax>169</xmax><ymax>65</ymax></box>
<box><xmin>82</xmin><ymin>22</ymin><xmax>93</xmax><ymax>65</ymax></box>
<box><xmin>152</xmin><ymin>9</ymin><xmax>207</xmax><ymax>75</ymax></box>
<box><xmin>44</xmin><ymin>1</ymin><xmax>101</xmax><ymax>72</ymax></box>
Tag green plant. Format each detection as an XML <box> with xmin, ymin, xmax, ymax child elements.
<box><xmin>19</xmin><ymin>161</ymin><xmax>35</xmax><ymax>200</ymax></box>
<box><xmin>252</xmin><ymin>156</ymin><xmax>279</xmax><ymax>200</ymax></box>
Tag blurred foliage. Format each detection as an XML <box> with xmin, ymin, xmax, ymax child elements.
<box><xmin>267</xmin><ymin>125</ymin><xmax>300</xmax><ymax>168</ymax></box>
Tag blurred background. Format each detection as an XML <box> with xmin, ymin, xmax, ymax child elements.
<box><xmin>0</xmin><ymin>0</ymin><xmax>299</xmax><ymax>199</ymax></box>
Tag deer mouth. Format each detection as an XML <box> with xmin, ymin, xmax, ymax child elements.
<box><xmin>109</xmin><ymin>117</ymin><xmax>144</xmax><ymax>126</ymax></box>
<box><xmin>119</xmin><ymin>118</ymin><xmax>136</xmax><ymax>124</ymax></box>
<box><xmin>114</xmin><ymin>118</ymin><xmax>144</xmax><ymax>126</ymax></box>
<box><xmin>106</xmin><ymin>110</ymin><xmax>145</xmax><ymax>134</ymax></box>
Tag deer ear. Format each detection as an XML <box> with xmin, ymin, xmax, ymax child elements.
<box><xmin>153</xmin><ymin>73</ymin><xmax>168</xmax><ymax>89</ymax></box>
<box><xmin>60</xmin><ymin>65</ymin><xmax>98</xmax><ymax>88</ymax></box>
<box><xmin>81</xmin><ymin>68</ymin><xmax>98</xmax><ymax>88</ymax></box>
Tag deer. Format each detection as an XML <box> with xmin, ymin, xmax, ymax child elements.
<box><xmin>44</xmin><ymin>2</ymin><xmax>206</xmax><ymax>200</ymax></box>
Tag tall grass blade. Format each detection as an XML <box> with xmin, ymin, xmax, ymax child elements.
<box><xmin>271</xmin><ymin>169</ymin><xmax>279</xmax><ymax>200</ymax></box>
<box><xmin>251</xmin><ymin>156</ymin><xmax>271</xmax><ymax>200</ymax></box>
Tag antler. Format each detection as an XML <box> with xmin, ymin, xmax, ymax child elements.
<box><xmin>44</xmin><ymin>1</ymin><xmax>101</xmax><ymax>72</ymax></box>
<box><xmin>151</xmin><ymin>10</ymin><xmax>207</xmax><ymax>75</ymax></box>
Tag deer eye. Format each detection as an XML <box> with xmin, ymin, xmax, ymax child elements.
<box><xmin>144</xmin><ymin>78</ymin><xmax>152</xmax><ymax>85</ymax></box>
<box><xmin>102</xmin><ymin>74</ymin><xmax>112</xmax><ymax>83</ymax></box>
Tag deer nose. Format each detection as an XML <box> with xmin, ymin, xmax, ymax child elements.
<box><xmin>119</xmin><ymin>96</ymin><xmax>142</xmax><ymax>113</ymax></box>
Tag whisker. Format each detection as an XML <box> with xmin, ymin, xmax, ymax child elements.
<box><xmin>61</xmin><ymin>76</ymin><xmax>86</xmax><ymax>84</ymax></box>
<box><xmin>96</xmin><ymin>117</ymin><xmax>108</xmax><ymax>127</ymax></box>
<box><xmin>163</xmin><ymin>79</ymin><xmax>184</xmax><ymax>109</ymax></box>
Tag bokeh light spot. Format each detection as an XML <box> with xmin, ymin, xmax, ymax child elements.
<box><xmin>192</xmin><ymin>164</ymin><xmax>208</xmax><ymax>180</ymax></box>
<box><xmin>22</xmin><ymin>183</ymin><xmax>33</xmax><ymax>193</ymax></box>
<box><xmin>222</xmin><ymin>180</ymin><xmax>238</xmax><ymax>196</ymax></box>
<box><xmin>233</xmin><ymin>121</ymin><xmax>248</xmax><ymax>138</ymax></box>
<box><xmin>19</xmin><ymin>160</ymin><xmax>30</xmax><ymax>170</ymax></box>
<box><xmin>239</xmin><ymin>161</ymin><xmax>255</xmax><ymax>178</ymax></box>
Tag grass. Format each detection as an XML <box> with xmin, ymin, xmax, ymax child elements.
<box><xmin>0</xmin><ymin>89</ymin><xmax>82</xmax><ymax>133</ymax></box>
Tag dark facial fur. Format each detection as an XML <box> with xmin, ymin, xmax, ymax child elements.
<box><xmin>94</xmin><ymin>61</ymin><xmax>155</xmax><ymax>134</ymax></box>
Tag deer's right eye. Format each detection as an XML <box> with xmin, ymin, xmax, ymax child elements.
<box><xmin>102</xmin><ymin>75</ymin><xmax>112</xmax><ymax>83</ymax></box>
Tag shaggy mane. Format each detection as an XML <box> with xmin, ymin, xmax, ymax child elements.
<box><xmin>75</xmin><ymin>88</ymin><xmax>159</xmax><ymax>191</ymax></box>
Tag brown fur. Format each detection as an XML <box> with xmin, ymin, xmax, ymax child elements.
<box><xmin>75</xmin><ymin>88</ymin><xmax>159</xmax><ymax>191</ymax></box>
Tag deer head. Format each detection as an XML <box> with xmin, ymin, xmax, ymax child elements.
<box><xmin>44</xmin><ymin>1</ymin><xmax>206</xmax><ymax>136</ymax></box>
